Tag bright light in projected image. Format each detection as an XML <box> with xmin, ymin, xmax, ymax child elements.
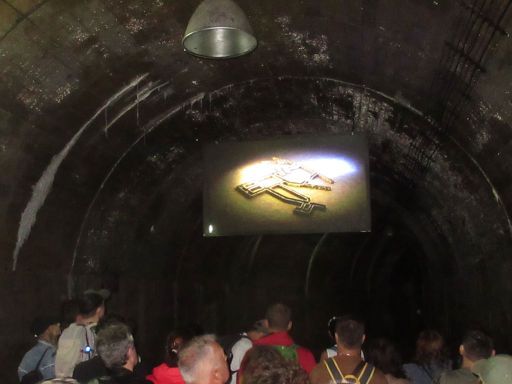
<box><xmin>239</xmin><ymin>161</ymin><xmax>277</xmax><ymax>183</ymax></box>
<box><xmin>300</xmin><ymin>157</ymin><xmax>357</xmax><ymax>179</ymax></box>
<box><xmin>203</xmin><ymin>134</ymin><xmax>371</xmax><ymax>236</ymax></box>
<box><xmin>239</xmin><ymin>156</ymin><xmax>357</xmax><ymax>184</ymax></box>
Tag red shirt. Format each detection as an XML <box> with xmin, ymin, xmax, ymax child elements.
<box><xmin>147</xmin><ymin>364</ymin><xmax>185</xmax><ymax>384</ymax></box>
<box><xmin>253</xmin><ymin>331</ymin><xmax>316</xmax><ymax>373</ymax></box>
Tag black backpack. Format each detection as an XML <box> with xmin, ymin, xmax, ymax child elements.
<box><xmin>323</xmin><ymin>358</ymin><xmax>376</xmax><ymax>384</ymax></box>
<box><xmin>20</xmin><ymin>347</ymin><xmax>51</xmax><ymax>384</ymax></box>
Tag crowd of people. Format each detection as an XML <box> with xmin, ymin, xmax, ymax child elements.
<box><xmin>18</xmin><ymin>291</ymin><xmax>512</xmax><ymax>384</ymax></box>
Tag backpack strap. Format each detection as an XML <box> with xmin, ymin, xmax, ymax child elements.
<box><xmin>422</xmin><ymin>364</ymin><xmax>434</xmax><ymax>380</ymax></box>
<box><xmin>356</xmin><ymin>362</ymin><xmax>376</xmax><ymax>384</ymax></box>
<box><xmin>35</xmin><ymin>347</ymin><xmax>51</xmax><ymax>371</ymax></box>
<box><xmin>351</xmin><ymin>361</ymin><xmax>366</xmax><ymax>377</ymax></box>
<box><xmin>324</xmin><ymin>358</ymin><xmax>345</xmax><ymax>383</ymax></box>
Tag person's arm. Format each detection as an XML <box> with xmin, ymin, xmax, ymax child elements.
<box><xmin>39</xmin><ymin>351</ymin><xmax>56</xmax><ymax>380</ymax></box>
<box><xmin>18</xmin><ymin>353</ymin><xmax>30</xmax><ymax>381</ymax></box>
<box><xmin>320</xmin><ymin>350</ymin><xmax>328</xmax><ymax>362</ymax></box>
<box><xmin>309</xmin><ymin>363</ymin><xmax>327</xmax><ymax>384</ymax></box>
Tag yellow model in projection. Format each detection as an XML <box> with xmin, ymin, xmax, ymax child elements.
<box><xmin>235</xmin><ymin>157</ymin><xmax>334</xmax><ymax>216</ymax></box>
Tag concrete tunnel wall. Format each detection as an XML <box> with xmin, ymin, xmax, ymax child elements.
<box><xmin>1</xmin><ymin>1</ymin><xmax>512</xmax><ymax>383</ymax></box>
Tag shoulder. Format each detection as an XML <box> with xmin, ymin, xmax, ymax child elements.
<box><xmin>233</xmin><ymin>336</ymin><xmax>252</xmax><ymax>349</ymax></box>
<box><xmin>19</xmin><ymin>345</ymin><xmax>37</xmax><ymax>367</ymax></box>
<box><xmin>387</xmin><ymin>377</ymin><xmax>410</xmax><ymax>384</ymax></box>
<box><xmin>310</xmin><ymin>361</ymin><xmax>330</xmax><ymax>384</ymax></box>
<box><xmin>231</xmin><ymin>337</ymin><xmax>252</xmax><ymax>361</ymax></box>
<box><xmin>402</xmin><ymin>363</ymin><xmax>420</xmax><ymax>374</ymax></box>
<box><xmin>297</xmin><ymin>346</ymin><xmax>316</xmax><ymax>372</ymax></box>
<box><xmin>298</xmin><ymin>345</ymin><xmax>314</xmax><ymax>356</ymax></box>
<box><xmin>60</xmin><ymin>324</ymin><xmax>82</xmax><ymax>339</ymax></box>
<box><xmin>439</xmin><ymin>368</ymin><xmax>468</xmax><ymax>379</ymax></box>
<box><xmin>367</xmin><ymin>365</ymin><xmax>388</xmax><ymax>384</ymax></box>
<box><xmin>22</xmin><ymin>343</ymin><xmax>53</xmax><ymax>360</ymax></box>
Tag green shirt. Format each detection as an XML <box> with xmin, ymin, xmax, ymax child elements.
<box><xmin>437</xmin><ymin>368</ymin><xmax>479</xmax><ymax>384</ymax></box>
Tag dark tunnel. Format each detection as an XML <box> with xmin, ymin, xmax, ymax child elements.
<box><xmin>1</xmin><ymin>1</ymin><xmax>512</xmax><ymax>382</ymax></box>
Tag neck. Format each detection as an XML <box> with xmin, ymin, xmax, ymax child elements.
<box><xmin>78</xmin><ymin>316</ymin><xmax>98</xmax><ymax>326</ymax></box>
<box><xmin>39</xmin><ymin>335</ymin><xmax>55</xmax><ymax>346</ymax></box>
<box><xmin>337</xmin><ymin>346</ymin><xmax>361</xmax><ymax>357</ymax></box>
<box><xmin>461</xmin><ymin>357</ymin><xmax>474</xmax><ymax>370</ymax></box>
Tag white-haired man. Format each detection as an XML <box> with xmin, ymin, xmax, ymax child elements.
<box><xmin>178</xmin><ymin>335</ymin><xmax>229</xmax><ymax>384</ymax></box>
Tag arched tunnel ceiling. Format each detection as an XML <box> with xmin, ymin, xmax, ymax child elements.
<box><xmin>1</xmin><ymin>0</ymin><xmax>512</xmax><ymax>380</ymax></box>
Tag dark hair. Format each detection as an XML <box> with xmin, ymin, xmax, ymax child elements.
<box><xmin>265</xmin><ymin>303</ymin><xmax>291</xmax><ymax>330</ymax></box>
<box><xmin>78</xmin><ymin>293</ymin><xmax>104</xmax><ymax>317</ymax></box>
<box><xmin>327</xmin><ymin>316</ymin><xmax>338</xmax><ymax>341</ymax></box>
<box><xmin>367</xmin><ymin>338</ymin><xmax>406</xmax><ymax>378</ymax></box>
<box><xmin>335</xmin><ymin>315</ymin><xmax>365</xmax><ymax>348</ymax></box>
<box><xmin>415</xmin><ymin>330</ymin><xmax>445</xmax><ymax>365</ymax></box>
<box><xmin>60</xmin><ymin>299</ymin><xmax>80</xmax><ymax>329</ymax></box>
<box><xmin>240</xmin><ymin>346</ymin><xmax>310</xmax><ymax>384</ymax></box>
<box><xmin>462</xmin><ymin>330</ymin><xmax>494</xmax><ymax>361</ymax></box>
<box><xmin>165</xmin><ymin>328</ymin><xmax>194</xmax><ymax>367</ymax></box>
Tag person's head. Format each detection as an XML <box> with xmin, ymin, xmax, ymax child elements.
<box><xmin>60</xmin><ymin>299</ymin><xmax>80</xmax><ymax>329</ymax></box>
<box><xmin>472</xmin><ymin>354</ymin><xmax>512</xmax><ymax>384</ymax></box>
<box><xmin>334</xmin><ymin>315</ymin><xmax>365</xmax><ymax>350</ymax></box>
<box><xmin>264</xmin><ymin>303</ymin><xmax>292</xmax><ymax>332</ymax></box>
<box><xmin>178</xmin><ymin>334</ymin><xmax>229</xmax><ymax>384</ymax></box>
<box><xmin>78</xmin><ymin>292</ymin><xmax>106</xmax><ymax>321</ymax></box>
<box><xmin>96</xmin><ymin>323</ymin><xmax>137</xmax><ymax>371</ymax></box>
<box><xmin>165</xmin><ymin>328</ymin><xmax>194</xmax><ymax>367</ymax></box>
<box><xmin>31</xmin><ymin>316</ymin><xmax>61</xmax><ymax>345</ymax></box>
<box><xmin>367</xmin><ymin>338</ymin><xmax>406</xmax><ymax>378</ymax></box>
<box><xmin>414</xmin><ymin>329</ymin><xmax>445</xmax><ymax>365</ymax></box>
<box><xmin>247</xmin><ymin>320</ymin><xmax>269</xmax><ymax>342</ymax></box>
<box><xmin>239</xmin><ymin>345</ymin><xmax>310</xmax><ymax>384</ymax></box>
<box><xmin>460</xmin><ymin>331</ymin><xmax>495</xmax><ymax>363</ymax></box>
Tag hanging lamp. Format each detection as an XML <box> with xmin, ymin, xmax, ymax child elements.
<box><xmin>182</xmin><ymin>0</ymin><xmax>257</xmax><ymax>59</ymax></box>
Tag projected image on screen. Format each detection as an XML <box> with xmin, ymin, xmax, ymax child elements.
<box><xmin>236</xmin><ymin>157</ymin><xmax>335</xmax><ymax>216</ymax></box>
<box><xmin>203</xmin><ymin>134</ymin><xmax>370</xmax><ymax>236</ymax></box>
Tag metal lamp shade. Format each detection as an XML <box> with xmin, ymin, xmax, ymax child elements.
<box><xmin>183</xmin><ymin>0</ymin><xmax>257</xmax><ymax>59</ymax></box>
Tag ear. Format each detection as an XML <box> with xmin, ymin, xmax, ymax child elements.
<box><xmin>459</xmin><ymin>345</ymin><xmax>465</xmax><ymax>356</ymax></box>
<box><xmin>126</xmin><ymin>346</ymin><xmax>136</xmax><ymax>366</ymax></box>
<box><xmin>334</xmin><ymin>333</ymin><xmax>340</xmax><ymax>345</ymax></box>
<box><xmin>263</xmin><ymin>319</ymin><xmax>269</xmax><ymax>329</ymax></box>
<box><xmin>213</xmin><ymin>365</ymin><xmax>223</xmax><ymax>383</ymax></box>
<box><xmin>362</xmin><ymin>334</ymin><xmax>366</xmax><ymax>344</ymax></box>
<box><xmin>287</xmin><ymin>321</ymin><xmax>292</xmax><ymax>331</ymax></box>
<box><xmin>491</xmin><ymin>349</ymin><xmax>496</xmax><ymax>357</ymax></box>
